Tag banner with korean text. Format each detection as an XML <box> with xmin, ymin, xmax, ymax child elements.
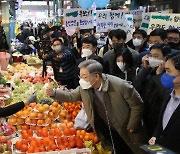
<box><xmin>64</xmin><ymin>8</ymin><xmax>94</xmax><ymax>30</ymax></box>
<box><xmin>147</xmin><ymin>13</ymin><xmax>180</xmax><ymax>34</ymax></box>
<box><xmin>96</xmin><ymin>10</ymin><xmax>127</xmax><ymax>32</ymax></box>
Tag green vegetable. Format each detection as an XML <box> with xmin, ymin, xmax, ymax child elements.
<box><xmin>0</xmin><ymin>77</ymin><xmax>7</xmax><ymax>86</ymax></box>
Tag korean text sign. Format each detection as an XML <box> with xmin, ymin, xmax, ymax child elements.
<box><xmin>147</xmin><ymin>13</ymin><xmax>180</xmax><ymax>34</ymax></box>
<box><xmin>96</xmin><ymin>10</ymin><xmax>127</xmax><ymax>32</ymax></box>
<box><xmin>64</xmin><ymin>8</ymin><xmax>94</xmax><ymax>30</ymax></box>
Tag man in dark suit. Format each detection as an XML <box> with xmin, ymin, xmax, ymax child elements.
<box><xmin>149</xmin><ymin>52</ymin><xmax>180</xmax><ymax>153</ymax></box>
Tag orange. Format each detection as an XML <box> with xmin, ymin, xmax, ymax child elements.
<box><xmin>16</xmin><ymin>111</ymin><xmax>23</xmax><ymax>117</ymax></box>
<box><xmin>50</xmin><ymin>123</ymin><xmax>57</xmax><ymax>128</ymax></box>
<box><xmin>31</xmin><ymin>119</ymin><xmax>37</xmax><ymax>124</ymax></box>
<box><xmin>37</xmin><ymin>113</ymin><xmax>44</xmax><ymax>119</ymax></box>
<box><xmin>38</xmin><ymin>106</ymin><xmax>45</xmax><ymax>113</ymax></box>
<box><xmin>48</xmin><ymin>111</ymin><xmax>54</xmax><ymax>118</ymax></box>
<box><xmin>45</xmin><ymin>118</ymin><xmax>51</xmax><ymax>124</ymax></box>
<box><xmin>52</xmin><ymin>107</ymin><xmax>59</xmax><ymax>114</ymax></box>
<box><xmin>29</xmin><ymin>112</ymin><xmax>37</xmax><ymax>119</ymax></box>
<box><xmin>27</xmin><ymin>107</ymin><xmax>32</xmax><ymax>111</ymax></box>
<box><xmin>23</xmin><ymin>110</ymin><xmax>29</xmax><ymax>117</ymax></box>
<box><xmin>8</xmin><ymin>118</ymin><xmax>16</xmax><ymax>125</ymax></box>
<box><xmin>43</xmin><ymin>104</ymin><xmax>50</xmax><ymax>111</ymax></box>
<box><xmin>17</xmin><ymin>118</ymin><xmax>24</xmax><ymax>124</ymax></box>
<box><xmin>80</xmin><ymin>130</ymin><xmax>86</xmax><ymax>135</ymax></box>
<box><xmin>52</xmin><ymin>102</ymin><xmax>59</xmax><ymax>107</ymax></box>
<box><xmin>25</xmin><ymin>117</ymin><xmax>31</xmax><ymax>124</ymax></box>
<box><xmin>16</xmin><ymin>124</ymin><xmax>22</xmax><ymax>130</ymax></box>
<box><xmin>37</xmin><ymin>120</ymin><xmax>45</xmax><ymax>126</ymax></box>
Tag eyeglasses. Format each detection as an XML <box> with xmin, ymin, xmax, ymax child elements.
<box><xmin>78</xmin><ymin>72</ymin><xmax>98</xmax><ymax>80</ymax></box>
<box><xmin>78</xmin><ymin>75</ymin><xmax>91</xmax><ymax>80</ymax></box>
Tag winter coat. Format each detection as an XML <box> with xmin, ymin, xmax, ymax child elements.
<box><xmin>53</xmin><ymin>74</ymin><xmax>148</xmax><ymax>153</ymax></box>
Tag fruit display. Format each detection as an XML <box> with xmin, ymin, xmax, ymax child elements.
<box><xmin>8</xmin><ymin>102</ymin><xmax>61</xmax><ymax>128</ymax></box>
<box><xmin>0</xmin><ymin>137</ymin><xmax>12</xmax><ymax>154</ymax></box>
<box><xmin>58</xmin><ymin>102</ymin><xmax>82</xmax><ymax>122</ymax></box>
<box><xmin>2</xmin><ymin>61</ymin><xmax>107</xmax><ymax>153</ymax></box>
<box><xmin>11</xmin><ymin>80</ymin><xmax>58</xmax><ymax>103</ymax></box>
<box><xmin>26</xmin><ymin>56</ymin><xmax>41</xmax><ymax>65</ymax></box>
<box><xmin>13</xmin><ymin>120</ymin><xmax>99</xmax><ymax>153</ymax></box>
<box><xmin>0</xmin><ymin>123</ymin><xmax>15</xmax><ymax>136</ymax></box>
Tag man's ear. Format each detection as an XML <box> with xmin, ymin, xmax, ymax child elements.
<box><xmin>93</xmin><ymin>46</ymin><xmax>97</xmax><ymax>53</ymax></box>
<box><xmin>164</xmin><ymin>38</ymin><xmax>168</xmax><ymax>44</ymax></box>
<box><xmin>95</xmin><ymin>73</ymin><xmax>100</xmax><ymax>81</ymax></box>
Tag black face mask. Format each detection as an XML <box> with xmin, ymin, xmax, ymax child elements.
<box><xmin>113</xmin><ymin>43</ymin><xmax>124</xmax><ymax>53</ymax></box>
<box><xmin>168</xmin><ymin>42</ymin><xmax>180</xmax><ymax>50</ymax></box>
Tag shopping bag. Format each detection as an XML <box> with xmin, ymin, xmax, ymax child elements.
<box><xmin>74</xmin><ymin>108</ymin><xmax>91</xmax><ymax>130</ymax></box>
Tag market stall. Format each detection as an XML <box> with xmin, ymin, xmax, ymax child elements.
<box><xmin>0</xmin><ymin>61</ymin><xmax>111</xmax><ymax>154</ymax></box>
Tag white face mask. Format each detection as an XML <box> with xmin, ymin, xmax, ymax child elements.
<box><xmin>54</xmin><ymin>45</ymin><xmax>62</xmax><ymax>53</ymax></box>
<box><xmin>81</xmin><ymin>49</ymin><xmax>93</xmax><ymax>58</ymax></box>
<box><xmin>79</xmin><ymin>78</ymin><xmax>92</xmax><ymax>89</ymax></box>
<box><xmin>117</xmin><ymin>62</ymin><xmax>125</xmax><ymax>72</ymax></box>
<box><xmin>148</xmin><ymin>57</ymin><xmax>163</xmax><ymax>68</ymax></box>
<box><xmin>30</xmin><ymin>40</ymin><xmax>35</xmax><ymax>45</ymax></box>
<box><xmin>95</xmin><ymin>33</ymin><xmax>101</xmax><ymax>39</ymax></box>
<box><xmin>149</xmin><ymin>43</ymin><xmax>154</xmax><ymax>48</ymax></box>
<box><xmin>133</xmin><ymin>38</ymin><xmax>142</xmax><ymax>46</ymax></box>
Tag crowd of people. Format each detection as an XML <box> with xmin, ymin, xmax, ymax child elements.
<box><xmin>1</xmin><ymin>21</ymin><xmax>180</xmax><ymax>153</ymax></box>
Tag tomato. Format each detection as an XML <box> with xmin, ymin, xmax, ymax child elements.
<box><xmin>27</xmin><ymin>146</ymin><xmax>34</xmax><ymax>153</ymax></box>
<box><xmin>22</xmin><ymin>132</ymin><xmax>30</xmax><ymax>140</ymax></box>
<box><xmin>43</xmin><ymin>137</ymin><xmax>49</xmax><ymax>146</ymax></box>
<box><xmin>27</xmin><ymin>129</ymin><xmax>33</xmax><ymax>136</ymax></box>
<box><xmin>36</xmin><ymin>138</ymin><xmax>43</xmax><ymax>147</ymax></box>
<box><xmin>22</xmin><ymin>124</ymin><xmax>29</xmax><ymax>130</ymax></box>
<box><xmin>63</xmin><ymin>127</ymin><xmax>70</xmax><ymax>136</ymax></box>
<box><xmin>50</xmin><ymin>144</ymin><xmax>57</xmax><ymax>151</ymax></box>
<box><xmin>36</xmin><ymin>129</ymin><xmax>42</xmax><ymax>137</ymax></box>
<box><xmin>15</xmin><ymin>140</ymin><xmax>22</xmax><ymax>150</ymax></box>
<box><xmin>49</xmin><ymin>128</ymin><xmax>55</xmax><ymax>136</ymax></box>
<box><xmin>56</xmin><ymin>137</ymin><xmax>62</xmax><ymax>145</ymax></box>
<box><xmin>54</xmin><ymin>128</ymin><xmax>62</xmax><ymax>137</ymax></box>
<box><xmin>39</xmin><ymin>146</ymin><xmax>46</xmax><ymax>152</ymax></box>
<box><xmin>20</xmin><ymin>144</ymin><xmax>28</xmax><ymax>152</ymax></box>
<box><xmin>58</xmin><ymin>144</ymin><xmax>66</xmax><ymax>150</ymax></box>
<box><xmin>69</xmin><ymin>127</ymin><xmax>76</xmax><ymax>135</ymax></box>
<box><xmin>41</xmin><ymin>130</ymin><xmax>48</xmax><ymax>137</ymax></box>
<box><xmin>29</xmin><ymin>140</ymin><xmax>36</xmax><ymax>147</ymax></box>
